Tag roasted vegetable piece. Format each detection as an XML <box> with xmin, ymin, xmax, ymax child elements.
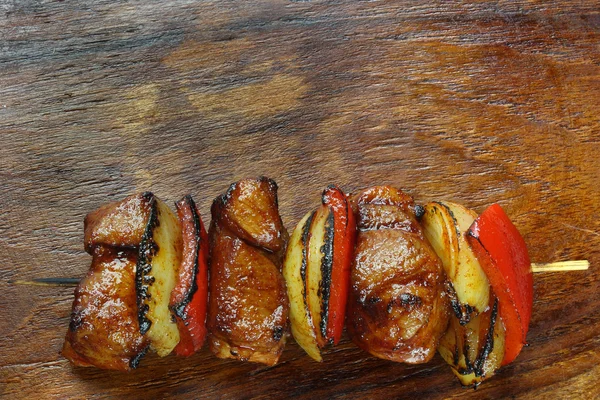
<box><xmin>346</xmin><ymin>186</ymin><xmax>450</xmax><ymax>364</ymax></box>
<box><xmin>421</xmin><ymin>200</ymin><xmax>505</xmax><ymax>385</ymax></box>
<box><xmin>62</xmin><ymin>246</ymin><xmax>149</xmax><ymax>371</ymax></box>
<box><xmin>323</xmin><ymin>186</ymin><xmax>356</xmax><ymax>344</ymax></box>
<box><xmin>284</xmin><ymin>211</ymin><xmax>320</xmax><ymax>360</ymax></box>
<box><xmin>438</xmin><ymin>297</ymin><xmax>505</xmax><ymax>386</ymax></box>
<box><xmin>136</xmin><ymin>195</ymin><xmax>182</xmax><ymax>357</ymax></box>
<box><xmin>207</xmin><ymin>177</ymin><xmax>289</xmax><ymax>366</ymax></box>
<box><xmin>169</xmin><ymin>195</ymin><xmax>209</xmax><ymax>356</ymax></box>
<box><xmin>421</xmin><ymin>202</ymin><xmax>490</xmax><ymax>321</ymax></box>
<box><xmin>283</xmin><ymin>185</ymin><xmax>355</xmax><ymax>361</ymax></box>
<box><xmin>467</xmin><ymin>204</ymin><xmax>533</xmax><ymax>365</ymax></box>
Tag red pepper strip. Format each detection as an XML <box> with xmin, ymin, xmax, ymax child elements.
<box><xmin>170</xmin><ymin>196</ymin><xmax>209</xmax><ymax>356</ymax></box>
<box><xmin>467</xmin><ymin>204</ymin><xmax>533</xmax><ymax>365</ymax></box>
<box><xmin>322</xmin><ymin>185</ymin><xmax>356</xmax><ymax>345</ymax></box>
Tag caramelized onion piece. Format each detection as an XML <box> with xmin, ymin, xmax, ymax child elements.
<box><xmin>136</xmin><ymin>197</ymin><xmax>182</xmax><ymax>357</ymax></box>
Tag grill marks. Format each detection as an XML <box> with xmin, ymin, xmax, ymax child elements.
<box><xmin>473</xmin><ymin>299</ymin><xmax>499</xmax><ymax>377</ymax></box>
<box><xmin>304</xmin><ymin>204</ymin><xmax>333</xmax><ymax>348</ymax></box>
<box><xmin>133</xmin><ymin>197</ymin><xmax>183</xmax><ymax>357</ymax></box>
<box><xmin>171</xmin><ymin>196</ymin><xmax>203</xmax><ymax>320</ymax></box>
<box><xmin>444</xmin><ymin>296</ymin><xmax>503</xmax><ymax>385</ymax></box>
<box><xmin>169</xmin><ymin>195</ymin><xmax>210</xmax><ymax>356</ymax></box>
<box><xmin>318</xmin><ymin>210</ymin><xmax>335</xmax><ymax>340</ymax></box>
<box><xmin>283</xmin><ymin>185</ymin><xmax>355</xmax><ymax>361</ymax></box>
<box><xmin>446</xmin><ymin>280</ymin><xmax>475</xmax><ymax>326</ymax></box>
<box><xmin>136</xmin><ymin>197</ymin><xmax>159</xmax><ymax>335</ymax></box>
<box><xmin>303</xmin><ymin>207</ymin><xmax>335</xmax><ymax>343</ymax></box>
<box><xmin>300</xmin><ymin>210</ymin><xmax>316</xmax><ymax>333</ymax></box>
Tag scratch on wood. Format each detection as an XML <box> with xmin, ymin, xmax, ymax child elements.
<box><xmin>561</xmin><ymin>223</ymin><xmax>600</xmax><ymax>237</ymax></box>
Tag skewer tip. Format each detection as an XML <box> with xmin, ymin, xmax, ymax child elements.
<box><xmin>8</xmin><ymin>277</ymin><xmax>80</xmax><ymax>287</ymax></box>
<box><xmin>531</xmin><ymin>260</ymin><xmax>589</xmax><ymax>273</ymax></box>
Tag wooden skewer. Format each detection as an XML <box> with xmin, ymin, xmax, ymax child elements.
<box><xmin>531</xmin><ymin>260</ymin><xmax>589</xmax><ymax>273</ymax></box>
<box><xmin>8</xmin><ymin>261</ymin><xmax>589</xmax><ymax>287</ymax></box>
<box><xmin>8</xmin><ymin>277</ymin><xmax>81</xmax><ymax>287</ymax></box>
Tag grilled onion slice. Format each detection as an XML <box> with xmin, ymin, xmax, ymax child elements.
<box><xmin>421</xmin><ymin>201</ymin><xmax>490</xmax><ymax>321</ymax></box>
<box><xmin>420</xmin><ymin>200</ymin><xmax>505</xmax><ymax>386</ymax></box>
<box><xmin>283</xmin><ymin>211</ymin><xmax>321</xmax><ymax>360</ymax></box>
<box><xmin>438</xmin><ymin>297</ymin><xmax>506</xmax><ymax>386</ymax></box>
<box><xmin>283</xmin><ymin>186</ymin><xmax>355</xmax><ymax>361</ymax></box>
<box><xmin>137</xmin><ymin>196</ymin><xmax>183</xmax><ymax>357</ymax></box>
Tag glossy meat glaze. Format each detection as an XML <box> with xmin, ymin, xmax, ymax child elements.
<box><xmin>207</xmin><ymin>177</ymin><xmax>290</xmax><ymax>366</ymax></box>
<box><xmin>62</xmin><ymin>194</ymin><xmax>152</xmax><ymax>370</ymax></box>
<box><xmin>346</xmin><ymin>187</ymin><xmax>450</xmax><ymax>364</ymax></box>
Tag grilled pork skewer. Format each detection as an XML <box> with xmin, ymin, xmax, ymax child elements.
<box><xmin>47</xmin><ymin>183</ymin><xmax>584</xmax><ymax>382</ymax></box>
<box><xmin>207</xmin><ymin>177</ymin><xmax>290</xmax><ymax>366</ymax></box>
<box><xmin>15</xmin><ymin>261</ymin><xmax>584</xmax><ymax>288</ymax></box>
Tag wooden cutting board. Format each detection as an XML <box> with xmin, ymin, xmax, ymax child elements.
<box><xmin>1</xmin><ymin>1</ymin><xmax>599</xmax><ymax>398</ymax></box>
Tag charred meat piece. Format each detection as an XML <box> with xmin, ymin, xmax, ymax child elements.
<box><xmin>346</xmin><ymin>186</ymin><xmax>450</xmax><ymax>364</ymax></box>
<box><xmin>207</xmin><ymin>177</ymin><xmax>289</xmax><ymax>366</ymax></box>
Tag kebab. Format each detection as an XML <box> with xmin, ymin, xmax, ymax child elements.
<box><xmin>54</xmin><ymin>179</ymin><xmax>582</xmax><ymax>386</ymax></box>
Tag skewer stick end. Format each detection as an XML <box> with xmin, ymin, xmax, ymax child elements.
<box><xmin>8</xmin><ymin>278</ymin><xmax>80</xmax><ymax>287</ymax></box>
<box><xmin>531</xmin><ymin>260</ymin><xmax>589</xmax><ymax>273</ymax></box>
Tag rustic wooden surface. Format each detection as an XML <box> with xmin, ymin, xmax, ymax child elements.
<box><xmin>1</xmin><ymin>1</ymin><xmax>599</xmax><ymax>398</ymax></box>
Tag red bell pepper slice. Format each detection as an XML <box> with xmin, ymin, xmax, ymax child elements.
<box><xmin>467</xmin><ymin>203</ymin><xmax>533</xmax><ymax>365</ymax></box>
<box><xmin>170</xmin><ymin>195</ymin><xmax>209</xmax><ymax>356</ymax></box>
<box><xmin>322</xmin><ymin>185</ymin><xmax>356</xmax><ymax>345</ymax></box>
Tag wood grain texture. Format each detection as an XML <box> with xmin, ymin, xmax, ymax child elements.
<box><xmin>1</xmin><ymin>1</ymin><xmax>599</xmax><ymax>398</ymax></box>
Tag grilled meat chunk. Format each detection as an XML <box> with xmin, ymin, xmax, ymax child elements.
<box><xmin>207</xmin><ymin>177</ymin><xmax>289</xmax><ymax>365</ymax></box>
<box><xmin>62</xmin><ymin>246</ymin><xmax>149</xmax><ymax>371</ymax></box>
<box><xmin>83</xmin><ymin>192</ymin><xmax>153</xmax><ymax>252</ymax></box>
<box><xmin>346</xmin><ymin>186</ymin><xmax>450</xmax><ymax>364</ymax></box>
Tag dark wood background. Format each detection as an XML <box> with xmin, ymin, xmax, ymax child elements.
<box><xmin>1</xmin><ymin>1</ymin><xmax>599</xmax><ymax>398</ymax></box>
